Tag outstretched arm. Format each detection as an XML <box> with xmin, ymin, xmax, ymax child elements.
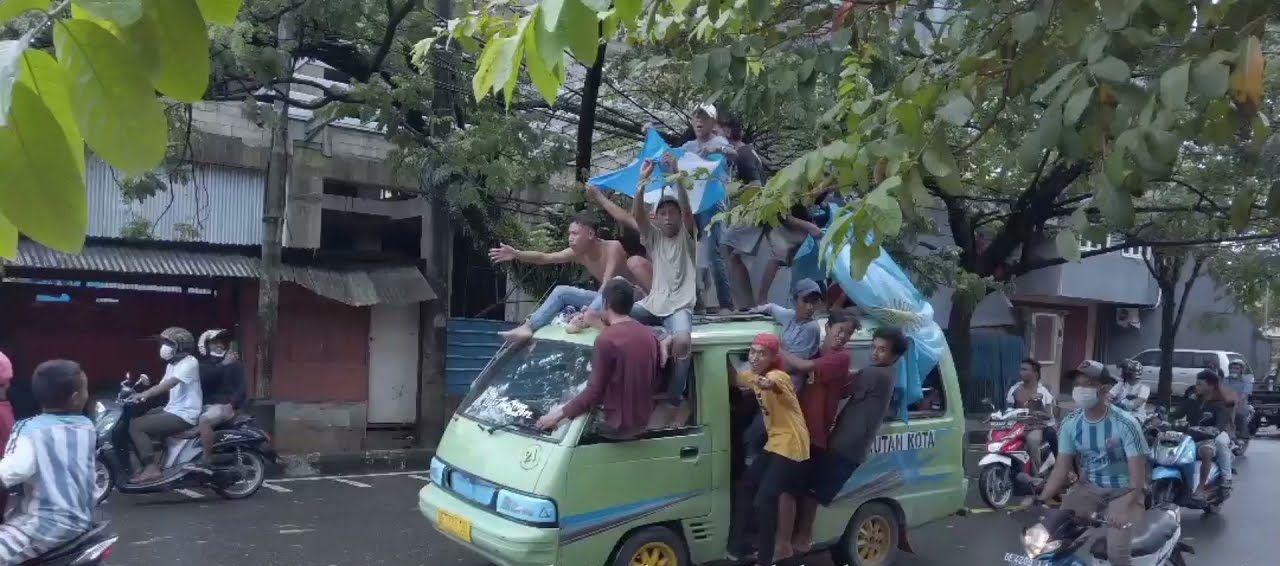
<box><xmin>782</xmin><ymin>215</ymin><xmax>823</xmax><ymax>238</ymax></box>
<box><xmin>631</xmin><ymin>160</ymin><xmax>657</xmax><ymax>233</ymax></box>
<box><xmin>489</xmin><ymin>244</ymin><xmax>575</xmax><ymax>266</ymax></box>
<box><xmin>674</xmin><ymin>176</ymin><xmax>697</xmax><ymax>235</ymax></box>
<box><xmin>586</xmin><ymin>185</ymin><xmax>639</xmax><ymax>233</ymax></box>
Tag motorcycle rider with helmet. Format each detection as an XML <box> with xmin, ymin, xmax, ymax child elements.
<box><xmin>1109</xmin><ymin>359</ymin><xmax>1151</xmax><ymax>419</ymax></box>
<box><xmin>125</xmin><ymin>327</ymin><xmax>203</xmax><ymax>484</ymax></box>
<box><xmin>1224</xmin><ymin>360</ymin><xmax>1253</xmax><ymax>438</ymax></box>
<box><xmin>194</xmin><ymin>329</ymin><xmax>247</xmax><ymax>468</ymax></box>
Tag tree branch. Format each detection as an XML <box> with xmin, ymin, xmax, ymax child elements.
<box><xmin>1172</xmin><ymin>254</ymin><xmax>1207</xmax><ymax>331</ymax></box>
<box><xmin>1010</xmin><ymin>231</ymin><xmax>1280</xmax><ymax>276</ymax></box>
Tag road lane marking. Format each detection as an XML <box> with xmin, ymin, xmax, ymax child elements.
<box><xmin>279</xmin><ymin>528</ymin><xmax>314</xmax><ymax>534</ymax></box>
<box><xmin>408</xmin><ymin>475</ymin><xmax>430</xmax><ymax>481</ymax></box>
<box><xmin>270</xmin><ymin>470</ymin><xmax>423</xmax><ymax>483</ymax></box>
<box><xmin>175</xmin><ymin>488</ymin><xmax>204</xmax><ymax>499</ymax></box>
<box><xmin>331</xmin><ymin>478</ymin><xmax>372</xmax><ymax>488</ymax></box>
<box><xmin>262</xmin><ymin>482</ymin><xmax>293</xmax><ymax>493</ymax></box>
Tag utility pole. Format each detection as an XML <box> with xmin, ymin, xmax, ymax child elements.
<box><xmin>417</xmin><ymin>0</ymin><xmax>455</xmax><ymax>448</ymax></box>
<box><xmin>255</xmin><ymin>15</ymin><xmax>296</xmax><ymax>399</ymax></box>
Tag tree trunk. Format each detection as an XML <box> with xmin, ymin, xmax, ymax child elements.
<box><xmin>416</xmin><ymin>0</ymin><xmax>456</xmax><ymax>448</ymax></box>
<box><xmin>573</xmin><ymin>41</ymin><xmax>608</xmax><ymax>182</ymax></box>
<box><xmin>946</xmin><ymin>298</ymin><xmax>975</xmax><ymax>398</ymax></box>
<box><xmin>1156</xmin><ymin>282</ymin><xmax>1178</xmax><ymax>404</ymax></box>
<box><xmin>254</xmin><ymin>18</ymin><xmax>295</xmax><ymax>400</ymax></box>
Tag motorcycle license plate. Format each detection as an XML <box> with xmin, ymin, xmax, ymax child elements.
<box><xmin>1004</xmin><ymin>553</ymin><xmax>1049</xmax><ymax>566</ymax></box>
<box><xmin>437</xmin><ymin>509</ymin><xmax>472</xmax><ymax>543</ymax></box>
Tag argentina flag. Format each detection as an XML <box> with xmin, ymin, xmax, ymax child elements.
<box><xmin>825</xmin><ymin>233</ymin><xmax>946</xmax><ymax>420</ymax></box>
<box><xmin>588</xmin><ymin>130</ymin><xmax>728</xmax><ymax>214</ymax></box>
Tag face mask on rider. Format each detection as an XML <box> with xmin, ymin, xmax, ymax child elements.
<box><xmin>1072</xmin><ymin>386</ymin><xmax>1100</xmax><ymax>410</ymax></box>
<box><xmin>160</xmin><ymin>344</ymin><xmax>176</xmax><ymax>361</ymax></box>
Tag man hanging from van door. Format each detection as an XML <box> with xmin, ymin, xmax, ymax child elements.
<box><xmin>491</xmin><ymin>213</ymin><xmax>652</xmax><ymax>344</ymax></box>
<box><xmin>727</xmin><ymin>334</ymin><xmax>809</xmax><ymax>566</ymax></box>
<box><xmin>1037</xmin><ymin>361</ymin><xmax>1148</xmax><ymax>566</ymax></box>
<box><xmin>774</xmin><ymin>310</ymin><xmax>858</xmax><ymax>554</ymax></box>
<box><xmin>584</xmin><ymin>158</ymin><xmax>697</xmax><ymax>403</ymax></box>
<box><xmin>818</xmin><ymin>327</ymin><xmax>908</xmax><ymax>505</ymax></box>
<box><xmin>535</xmin><ymin>279</ymin><xmax>660</xmax><ymax>440</ymax></box>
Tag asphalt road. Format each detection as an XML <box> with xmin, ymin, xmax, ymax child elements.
<box><xmin>106</xmin><ymin>431</ymin><xmax>1280</xmax><ymax>565</ymax></box>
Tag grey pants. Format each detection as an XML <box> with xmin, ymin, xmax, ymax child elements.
<box><xmin>129</xmin><ymin>409</ymin><xmax>192</xmax><ymax>463</ymax></box>
<box><xmin>1060</xmin><ymin>483</ymin><xmax>1144</xmax><ymax>566</ymax></box>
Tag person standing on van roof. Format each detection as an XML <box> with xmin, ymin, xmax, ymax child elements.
<box><xmin>584</xmin><ymin>159</ymin><xmax>698</xmax><ymax>404</ymax></box>
<box><xmin>821</xmin><ymin>327</ymin><xmax>909</xmax><ymax>496</ymax></box>
<box><xmin>774</xmin><ymin>310</ymin><xmax>859</xmax><ymax>554</ymax></box>
<box><xmin>492</xmin><ymin>212</ymin><xmax>652</xmax><ymax>344</ymax></box>
<box><xmin>728</xmin><ymin>334</ymin><xmax>809</xmax><ymax>566</ymax></box>
<box><xmin>535</xmin><ymin>279</ymin><xmax>660</xmax><ymax>439</ymax></box>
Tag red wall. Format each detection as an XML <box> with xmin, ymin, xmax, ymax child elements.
<box><xmin>237</xmin><ymin>282</ymin><xmax>370</xmax><ymax>403</ymax></box>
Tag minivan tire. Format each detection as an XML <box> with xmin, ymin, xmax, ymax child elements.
<box><xmin>612</xmin><ymin>526</ymin><xmax>688</xmax><ymax>566</ymax></box>
<box><xmin>832</xmin><ymin>502</ymin><xmax>900</xmax><ymax>566</ymax></box>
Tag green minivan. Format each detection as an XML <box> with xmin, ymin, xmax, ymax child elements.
<box><xmin>418</xmin><ymin>315</ymin><xmax>966</xmax><ymax>566</ymax></box>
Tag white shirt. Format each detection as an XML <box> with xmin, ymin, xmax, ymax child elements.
<box><xmin>1109</xmin><ymin>380</ymin><xmax>1151</xmax><ymax>417</ymax></box>
<box><xmin>0</xmin><ymin>435</ymin><xmax>36</xmax><ymax>488</ymax></box>
<box><xmin>163</xmin><ymin>356</ymin><xmax>203</xmax><ymax>424</ymax></box>
<box><xmin>1005</xmin><ymin>383</ymin><xmax>1056</xmax><ymax>426</ymax></box>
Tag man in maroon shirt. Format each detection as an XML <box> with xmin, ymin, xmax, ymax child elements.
<box><xmin>536</xmin><ymin>278</ymin><xmax>660</xmax><ymax>439</ymax></box>
<box><xmin>775</xmin><ymin>310</ymin><xmax>858</xmax><ymax>553</ymax></box>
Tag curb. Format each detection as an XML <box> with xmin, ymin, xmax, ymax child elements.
<box><xmin>273</xmin><ymin>448</ymin><xmax>433</xmax><ymax>478</ymax></box>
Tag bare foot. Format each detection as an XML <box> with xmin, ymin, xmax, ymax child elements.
<box><xmin>500</xmin><ymin>324</ymin><xmax>534</xmax><ymax>345</ymax></box>
<box><xmin>565</xmin><ymin>313</ymin><xmax>588</xmax><ymax>334</ymax></box>
<box><xmin>774</xmin><ymin>542</ymin><xmax>795</xmax><ymax>563</ymax></box>
<box><xmin>791</xmin><ymin>538</ymin><xmax>812</xmax><ymax>555</ymax></box>
<box><xmin>579</xmin><ymin>309</ymin><xmax>606</xmax><ymax>330</ymax></box>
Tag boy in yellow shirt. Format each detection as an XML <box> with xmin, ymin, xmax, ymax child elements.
<box><xmin>727</xmin><ymin>334</ymin><xmax>809</xmax><ymax>565</ymax></box>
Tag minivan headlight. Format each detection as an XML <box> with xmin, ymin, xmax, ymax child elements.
<box><xmin>428</xmin><ymin>457</ymin><xmax>447</xmax><ymax>486</ymax></box>
<box><xmin>496</xmin><ymin>489</ymin><xmax>557</xmax><ymax>525</ymax></box>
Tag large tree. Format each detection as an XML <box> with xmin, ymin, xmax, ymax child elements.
<box><xmin>445</xmin><ymin>0</ymin><xmax>1278</xmax><ymax>385</ymax></box>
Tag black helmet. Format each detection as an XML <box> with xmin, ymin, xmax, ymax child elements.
<box><xmin>159</xmin><ymin>327</ymin><xmax>195</xmax><ymax>354</ymax></box>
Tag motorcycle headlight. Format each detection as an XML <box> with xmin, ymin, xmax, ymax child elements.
<box><xmin>93</xmin><ymin>401</ymin><xmax>106</xmax><ymax>418</ymax></box>
<box><xmin>93</xmin><ymin>411</ymin><xmax>119</xmax><ymax>439</ymax></box>
<box><xmin>1022</xmin><ymin>524</ymin><xmax>1062</xmax><ymax>557</ymax></box>
<box><xmin>495</xmin><ymin>489</ymin><xmax>557</xmax><ymax>525</ymax></box>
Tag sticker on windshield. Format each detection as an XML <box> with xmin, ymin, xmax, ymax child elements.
<box><xmin>470</xmin><ymin>387</ymin><xmax>535</xmax><ymax>421</ymax></box>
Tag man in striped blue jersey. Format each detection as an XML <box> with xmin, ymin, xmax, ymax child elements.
<box><xmin>0</xmin><ymin>360</ymin><xmax>96</xmax><ymax>565</ymax></box>
<box><xmin>1038</xmin><ymin>361</ymin><xmax>1149</xmax><ymax>566</ymax></box>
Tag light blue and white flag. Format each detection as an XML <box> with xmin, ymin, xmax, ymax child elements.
<box><xmin>826</xmin><ymin>231</ymin><xmax>946</xmax><ymax>420</ymax></box>
<box><xmin>588</xmin><ymin>130</ymin><xmax>729</xmax><ymax>214</ymax></box>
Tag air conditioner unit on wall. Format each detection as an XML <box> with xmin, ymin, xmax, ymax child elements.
<box><xmin>1116</xmin><ymin>307</ymin><xmax>1141</xmax><ymax>328</ymax></box>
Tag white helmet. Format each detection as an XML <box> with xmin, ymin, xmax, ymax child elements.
<box><xmin>197</xmin><ymin>329</ymin><xmax>231</xmax><ymax>357</ymax></box>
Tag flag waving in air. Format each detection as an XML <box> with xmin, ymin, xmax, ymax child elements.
<box><xmin>588</xmin><ymin>130</ymin><xmax>728</xmax><ymax>214</ymax></box>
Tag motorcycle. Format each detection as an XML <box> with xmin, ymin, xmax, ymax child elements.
<box><xmin>1147</xmin><ymin>418</ymin><xmax>1229</xmax><ymax>514</ymax></box>
<box><xmin>91</xmin><ymin>376</ymin><xmax>275</xmax><ymax>503</ymax></box>
<box><xmin>978</xmin><ymin>407</ymin><xmax>1057</xmax><ymax>509</ymax></box>
<box><xmin>16</xmin><ymin>522</ymin><xmax>117</xmax><ymax>566</ymax></box>
<box><xmin>1009</xmin><ymin>503</ymin><xmax>1191</xmax><ymax>566</ymax></box>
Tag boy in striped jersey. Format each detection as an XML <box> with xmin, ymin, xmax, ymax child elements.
<box><xmin>0</xmin><ymin>360</ymin><xmax>96</xmax><ymax>565</ymax></box>
<box><xmin>1037</xmin><ymin>361</ymin><xmax>1149</xmax><ymax>566</ymax></box>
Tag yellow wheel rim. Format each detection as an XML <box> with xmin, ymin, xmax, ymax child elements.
<box><xmin>855</xmin><ymin>515</ymin><xmax>892</xmax><ymax>563</ymax></box>
<box><xmin>630</xmin><ymin>542</ymin><xmax>677</xmax><ymax>566</ymax></box>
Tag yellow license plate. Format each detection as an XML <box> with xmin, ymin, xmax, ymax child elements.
<box><xmin>437</xmin><ymin>509</ymin><xmax>472</xmax><ymax>543</ymax></box>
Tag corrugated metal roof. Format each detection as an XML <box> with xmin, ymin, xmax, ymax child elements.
<box><xmin>3</xmin><ymin>241</ymin><xmax>434</xmax><ymax>306</ymax></box>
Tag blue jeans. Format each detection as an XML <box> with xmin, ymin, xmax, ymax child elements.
<box><xmin>527</xmin><ymin>286</ymin><xmax>602</xmax><ymax>330</ymax></box>
<box><xmin>698</xmin><ymin>211</ymin><xmax>733</xmax><ymax>309</ymax></box>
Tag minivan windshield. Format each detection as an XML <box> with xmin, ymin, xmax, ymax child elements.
<box><xmin>457</xmin><ymin>339</ymin><xmax>592</xmax><ymax>441</ymax></box>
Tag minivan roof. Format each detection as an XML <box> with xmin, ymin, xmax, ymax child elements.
<box><xmin>1141</xmin><ymin>348</ymin><xmax>1242</xmax><ymax>355</ymax></box>
<box><xmin>533</xmin><ymin>313</ymin><xmax>882</xmax><ymax>347</ymax></box>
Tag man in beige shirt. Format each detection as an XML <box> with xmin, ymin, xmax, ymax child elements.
<box><xmin>586</xmin><ymin>158</ymin><xmax>697</xmax><ymax>402</ymax></box>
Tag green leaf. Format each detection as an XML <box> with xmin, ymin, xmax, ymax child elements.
<box><xmin>937</xmin><ymin>91</ymin><xmax>974</xmax><ymax>126</ymax></box>
<box><xmin>690</xmin><ymin>53</ymin><xmax>708</xmax><ymax>85</ymax></box>
<box><xmin>670</xmin><ymin>0</ymin><xmax>693</xmax><ymax>11</ymax></box>
<box><xmin>1032</xmin><ymin>63</ymin><xmax>1078</xmax><ymax>102</ymax></box>
<box><xmin>0</xmin><ymin>210</ymin><xmax>16</xmax><ymax>258</ymax></box>
<box><xmin>497</xmin><ymin>30</ymin><xmax>526</xmax><ymax>106</ymax></box>
<box><xmin>1094</xmin><ymin>173</ymin><xmax>1134</xmax><ymax>228</ymax></box>
<box><xmin>867</xmin><ymin>182</ymin><xmax>903</xmax><ymax>238</ymax></box>
<box><xmin>0</xmin><ymin>83</ymin><xmax>88</xmax><ymax>253</ymax></box>
<box><xmin>1191</xmin><ymin>52</ymin><xmax>1232</xmax><ymax>98</ymax></box>
<box><xmin>1088</xmin><ymin>56</ymin><xmax>1130</xmax><ymax>83</ymax></box>
<box><xmin>1100</xmin><ymin>0</ymin><xmax>1135</xmax><ymax>31</ymax></box>
<box><xmin>18</xmin><ymin>49</ymin><xmax>82</xmax><ymax>176</ymax></box>
<box><xmin>614</xmin><ymin>0</ymin><xmax>642</xmax><ymax>26</ymax></box>
<box><xmin>581</xmin><ymin>0</ymin><xmax>611</xmax><ymax>10</ymax></box>
<box><xmin>0</xmin><ymin>0</ymin><xmax>45</xmax><ymax>25</ymax></box>
<box><xmin>921</xmin><ymin>136</ymin><xmax>958</xmax><ymax>178</ymax></box>
<box><xmin>1012</xmin><ymin>11</ymin><xmax>1039</xmax><ymax>43</ymax></box>
<box><xmin>54</xmin><ymin>19</ymin><xmax>167</xmax><ymax>175</ymax></box>
<box><xmin>1230</xmin><ymin>189</ymin><xmax>1253</xmax><ymax>231</ymax></box>
<box><xmin>1064</xmin><ymin>86</ymin><xmax>1094</xmax><ymax>125</ymax></box>
<box><xmin>72</xmin><ymin>0</ymin><xmax>143</xmax><ymax>26</ymax></box>
<box><xmin>540</xmin><ymin>0</ymin><xmax>566</xmax><ymax>32</ymax></box>
<box><xmin>194</xmin><ymin>0</ymin><xmax>241</xmax><ymax>25</ymax></box>
<box><xmin>0</xmin><ymin>36</ymin><xmax>31</xmax><ymax>127</ymax></box>
<box><xmin>471</xmin><ymin>37</ymin><xmax>502</xmax><ymax>101</ymax></box>
<box><xmin>1055</xmin><ymin>230</ymin><xmax>1081</xmax><ymax>262</ymax></box>
<box><xmin>892</xmin><ymin>102</ymin><xmax>923</xmax><ymax>141</ymax></box>
<box><xmin>561</xmin><ymin>0</ymin><xmax>600</xmax><ymax>66</ymax></box>
<box><xmin>1061</xmin><ymin>0</ymin><xmax>1098</xmax><ymax>40</ymax></box>
<box><xmin>747</xmin><ymin>0</ymin><xmax>771</xmax><ymax>21</ymax></box>
<box><xmin>1159</xmin><ymin>62</ymin><xmax>1189</xmax><ymax>110</ymax></box>
<box><xmin>124</xmin><ymin>0</ymin><xmax>210</xmax><ymax>103</ymax></box>
<box><xmin>524</xmin><ymin>21</ymin><xmax>563</xmax><ymax>104</ymax></box>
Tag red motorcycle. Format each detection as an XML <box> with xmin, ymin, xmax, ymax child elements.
<box><xmin>978</xmin><ymin>407</ymin><xmax>1056</xmax><ymax>509</ymax></box>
